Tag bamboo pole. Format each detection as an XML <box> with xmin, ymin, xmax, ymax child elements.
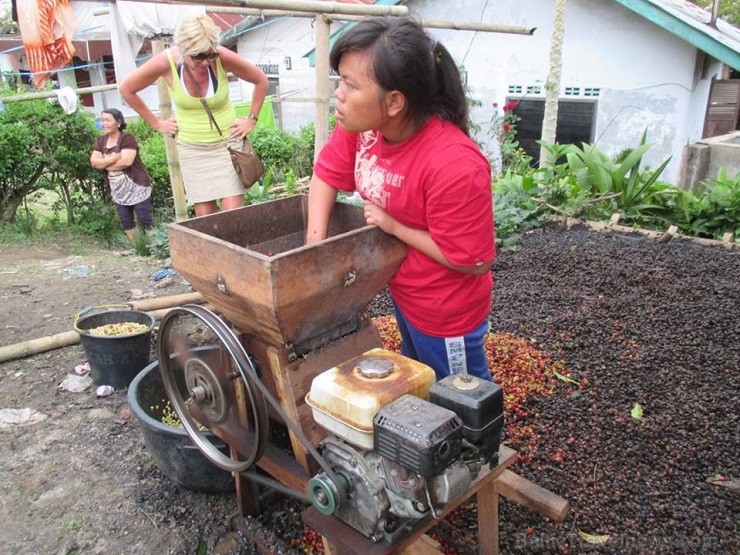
<box><xmin>151</xmin><ymin>40</ymin><xmax>189</xmax><ymax>222</ymax></box>
<box><xmin>0</xmin><ymin>293</ymin><xmax>206</xmax><ymax>364</ymax></box>
<box><xmin>564</xmin><ymin>217</ymin><xmax>739</xmax><ymax>250</ymax></box>
<box><xmin>2</xmin><ymin>84</ymin><xmax>118</xmax><ymax>103</ymax></box>
<box><xmin>100</xmin><ymin>0</ymin><xmax>408</xmax><ymax>17</ymax></box>
<box><xmin>209</xmin><ymin>7</ymin><xmax>535</xmax><ymax>35</ymax></box>
<box><xmin>0</xmin><ymin>330</ymin><xmax>81</xmax><ymax>363</ymax></box>
<box><xmin>93</xmin><ymin>6</ymin><xmax>535</xmax><ymax>36</ymax></box>
<box><xmin>129</xmin><ymin>291</ymin><xmax>204</xmax><ymax>311</ymax></box>
<box><xmin>539</xmin><ymin>0</ymin><xmax>565</xmax><ymax>166</ymax></box>
<box><xmin>314</xmin><ymin>14</ymin><xmax>331</xmax><ymax>162</ymax></box>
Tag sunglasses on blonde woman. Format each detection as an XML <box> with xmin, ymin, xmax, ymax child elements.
<box><xmin>191</xmin><ymin>50</ymin><xmax>219</xmax><ymax>62</ymax></box>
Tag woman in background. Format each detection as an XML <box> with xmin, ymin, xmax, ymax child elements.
<box><xmin>119</xmin><ymin>15</ymin><xmax>268</xmax><ymax>217</ymax></box>
<box><xmin>306</xmin><ymin>17</ymin><xmax>496</xmax><ymax>382</ymax></box>
<box><xmin>90</xmin><ymin>108</ymin><xmax>153</xmax><ymax>245</ymax></box>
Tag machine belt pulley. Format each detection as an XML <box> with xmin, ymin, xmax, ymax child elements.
<box><xmin>157</xmin><ymin>304</ymin><xmax>345</xmax><ymax>501</ymax></box>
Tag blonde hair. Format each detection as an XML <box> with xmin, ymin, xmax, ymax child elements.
<box><xmin>174</xmin><ymin>15</ymin><xmax>220</xmax><ymax>57</ymax></box>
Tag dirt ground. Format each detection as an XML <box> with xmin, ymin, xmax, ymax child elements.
<box><xmin>0</xmin><ymin>224</ymin><xmax>738</xmax><ymax>555</ymax></box>
<box><xmin>0</xmin><ymin>246</ymin><xmax>243</xmax><ymax>555</ymax></box>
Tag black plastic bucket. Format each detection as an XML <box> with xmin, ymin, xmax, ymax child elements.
<box><xmin>128</xmin><ymin>359</ymin><xmax>234</xmax><ymax>493</ymax></box>
<box><xmin>75</xmin><ymin>309</ymin><xmax>155</xmax><ymax>389</ymax></box>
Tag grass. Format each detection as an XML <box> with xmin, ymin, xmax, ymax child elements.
<box><xmin>61</xmin><ymin>512</ymin><xmax>89</xmax><ymax>532</ymax></box>
<box><xmin>0</xmin><ymin>225</ymin><xmax>127</xmax><ymax>257</ymax></box>
<box><xmin>0</xmin><ymin>206</ymin><xmax>135</xmax><ymax>258</ymax></box>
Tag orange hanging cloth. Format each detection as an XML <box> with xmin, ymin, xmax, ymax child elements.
<box><xmin>17</xmin><ymin>0</ymin><xmax>77</xmax><ymax>89</ymax></box>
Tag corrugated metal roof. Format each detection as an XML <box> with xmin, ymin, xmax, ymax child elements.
<box><xmin>613</xmin><ymin>0</ymin><xmax>740</xmax><ymax>70</ymax></box>
<box><xmin>305</xmin><ymin>0</ymin><xmax>402</xmax><ymax>65</ymax></box>
<box><xmin>305</xmin><ymin>0</ymin><xmax>739</xmax><ymax>70</ymax></box>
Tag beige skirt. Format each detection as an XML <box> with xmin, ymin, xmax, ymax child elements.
<box><xmin>177</xmin><ymin>140</ymin><xmax>247</xmax><ymax>204</ymax></box>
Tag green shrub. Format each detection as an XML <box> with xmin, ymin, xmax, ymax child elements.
<box><xmin>493</xmin><ymin>170</ymin><xmax>544</xmax><ymax>251</ymax></box>
<box><xmin>135</xmin><ymin>132</ymin><xmax>173</xmax><ymax>222</ymax></box>
<box><xmin>0</xmin><ymin>96</ymin><xmax>99</xmax><ymax>223</ymax></box>
<box><xmin>656</xmin><ymin>168</ymin><xmax>740</xmax><ymax>240</ymax></box>
<box><xmin>72</xmin><ymin>199</ymin><xmax>124</xmax><ymax>247</ymax></box>
<box><xmin>147</xmin><ymin>222</ymin><xmax>172</xmax><ymax>261</ymax></box>
<box><xmin>698</xmin><ymin>168</ymin><xmax>740</xmax><ymax>238</ymax></box>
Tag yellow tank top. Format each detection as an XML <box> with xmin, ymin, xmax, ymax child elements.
<box><xmin>166</xmin><ymin>51</ymin><xmax>236</xmax><ymax>143</ymax></box>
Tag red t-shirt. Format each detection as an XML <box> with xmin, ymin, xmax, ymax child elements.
<box><xmin>314</xmin><ymin>116</ymin><xmax>495</xmax><ymax>336</ymax></box>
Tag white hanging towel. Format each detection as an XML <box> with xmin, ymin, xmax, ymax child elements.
<box><xmin>109</xmin><ymin>1</ymin><xmax>206</xmax><ymax>85</ymax></box>
<box><xmin>54</xmin><ymin>85</ymin><xmax>78</xmax><ymax>113</ymax></box>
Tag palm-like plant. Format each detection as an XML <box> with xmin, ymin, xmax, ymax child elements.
<box><xmin>565</xmin><ymin>130</ymin><xmax>674</xmax><ymax>218</ymax></box>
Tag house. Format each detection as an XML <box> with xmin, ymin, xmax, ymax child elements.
<box><xmin>0</xmin><ymin>1</ymin><xmax>245</xmax><ymax>113</ymax></box>
<box><xmin>0</xmin><ymin>0</ymin><xmax>116</xmax><ymax>108</ymax></box>
<box><xmin>2</xmin><ymin>0</ymin><xmax>737</xmax><ymax>184</ymax></box>
<box><xmin>234</xmin><ymin>0</ymin><xmax>739</xmax><ymax>183</ymax></box>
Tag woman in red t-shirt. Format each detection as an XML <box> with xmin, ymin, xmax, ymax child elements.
<box><xmin>306</xmin><ymin>17</ymin><xmax>496</xmax><ymax>382</ymax></box>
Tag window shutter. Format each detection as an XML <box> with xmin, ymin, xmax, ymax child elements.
<box><xmin>702</xmin><ymin>79</ymin><xmax>740</xmax><ymax>139</ymax></box>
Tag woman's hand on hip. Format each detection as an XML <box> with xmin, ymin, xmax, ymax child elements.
<box><xmin>155</xmin><ymin>116</ymin><xmax>178</xmax><ymax>137</ymax></box>
<box><xmin>228</xmin><ymin>117</ymin><xmax>255</xmax><ymax>140</ymax></box>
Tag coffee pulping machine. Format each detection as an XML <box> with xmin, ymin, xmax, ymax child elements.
<box><xmin>157</xmin><ymin>195</ymin><xmax>505</xmax><ymax>548</ymax></box>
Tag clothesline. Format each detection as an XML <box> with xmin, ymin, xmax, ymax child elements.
<box><xmin>1</xmin><ymin>83</ymin><xmax>310</xmax><ymax>105</ymax></box>
<box><xmin>0</xmin><ymin>55</ymin><xmax>146</xmax><ymax>79</ymax></box>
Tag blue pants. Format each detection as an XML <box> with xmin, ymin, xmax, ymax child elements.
<box><xmin>116</xmin><ymin>198</ymin><xmax>154</xmax><ymax>231</ymax></box>
<box><xmin>392</xmin><ymin>302</ymin><xmax>492</xmax><ymax>382</ymax></box>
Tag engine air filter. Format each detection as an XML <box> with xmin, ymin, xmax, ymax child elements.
<box><xmin>373</xmin><ymin>394</ymin><xmax>462</xmax><ymax>478</ymax></box>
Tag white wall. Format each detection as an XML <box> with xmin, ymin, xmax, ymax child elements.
<box><xmin>235</xmin><ymin>0</ymin><xmax>723</xmax><ymax>184</ymax></box>
<box><xmin>407</xmin><ymin>0</ymin><xmax>719</xmax><ymax>182</ymax></box>
<box><xmin>237</xmin><ymin>15</ymin><xmax>357</xmax><ymax>133</ymax></box>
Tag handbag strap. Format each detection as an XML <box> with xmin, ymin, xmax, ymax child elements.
<box><xmin>183</xmin><ymin>63</ymin><xmax>226</xmax><ymax>139</ymax></box>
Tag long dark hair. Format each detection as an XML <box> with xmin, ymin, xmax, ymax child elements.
<box><xmin>102</xmin><ymin>108</ymin><xmax>127</xmax><ymax>131</ymax></box>
<box><xmin>330</xmin><ymin>17</ymin><xmax>469</xmax><ymax>135</ymax></box>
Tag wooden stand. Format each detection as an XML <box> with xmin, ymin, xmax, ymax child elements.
<box><xmin>302</xmin><ymin>446</ymin><xmax>570</xmax><ymax>555</ymax></box>
<box><xmin>227</xmin><ymin>324</ymin><xmax>383</xmax><ymax>514</ymax></box>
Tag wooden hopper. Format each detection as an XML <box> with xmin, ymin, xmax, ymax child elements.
<box><xmin>168</xmin><ymin>195</ymin><xmax>406</xmax><ymax>357</ymax></box>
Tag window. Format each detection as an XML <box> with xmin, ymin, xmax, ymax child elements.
<box><xmin>511</xmin><ymin>99</ymin><xmax>597</xmax><ymax>164</ymax></box>
<box><xmin>256</xmin><ymin>64</ymin><xmax>280</xmax><ymax>76</ymax></box>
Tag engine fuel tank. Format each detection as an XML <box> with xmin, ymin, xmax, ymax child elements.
<box><xmin>306</xmin><ymin>348</ymin><xmax>436</xmax><ymax>449</ymax></box>
<box><xmin>429</xmin><ymin>374</ymin><xmax>504</xmax><ymax>465</ymax></box>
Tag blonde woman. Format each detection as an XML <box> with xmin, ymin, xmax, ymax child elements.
<box><xmin>119</xmin><ymin>15</ymin><xmax>268</xmax><ymax>217</ymax></box>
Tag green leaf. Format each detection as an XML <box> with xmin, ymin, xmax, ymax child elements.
<box><xmin>578</xmin><ymin>530</ymin><xmax>610</xmax><ymax>544</ymax></box>
<box><xmin>631</xmin><ymin>402</ymin><xmax>644</xmax><ymax>420</ymax></box>
<box><xmin>552</xmin><ymin>370</ymin><xmax>580</xmax><ymax>385</ymax></box>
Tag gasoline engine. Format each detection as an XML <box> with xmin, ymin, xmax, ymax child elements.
<box><xmin>305</xmin><ymin>349</ymin><xmax>504</xmax><ymax>542</ymax></box>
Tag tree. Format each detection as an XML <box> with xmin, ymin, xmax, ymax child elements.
<box><xmin>45</xmin><ymin>115</ymin><xmax>102</xmax><ymax>225</ymax></box>
<box><xmin>0</xmin><ymin>96</ymin><xmax>98</xmax><ymax>223</ymax></box>
<box><xmin>539</xmin><ymin>0</ymin><xmax>567</xmax><ymax>167</ymax></box>
<box><xmin>0</xmin><ymin>0</ymin><xmax>18</xmax><ymax>35</ymax></box>
<box><xmin>691</xmin><ymin>0</ymin><xmax>740</xmax><ymax>26</ymax></box>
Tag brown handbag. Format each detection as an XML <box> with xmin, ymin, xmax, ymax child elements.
<box><xmin>185</xmin><ymin>64</ymin><xmax>264</xmax><ymax>188</ymax></box>
<box><xmin>226</xmin><ymin>136</ymin><xmax>263</xmax><ymax>188</ymax></box>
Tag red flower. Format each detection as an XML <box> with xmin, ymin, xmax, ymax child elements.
<box><xmin>502</xmin><ymin>123</ymin><xmax>511</xmax><ymax>132</ymax></box>
<box><xmin>503</xmin><ymin>101</ymin><xmax>519</xmax><ymax>112</ymax></box>
<box><xmin>492</xmin><ymin>102</ymin><xmax>499</xmax><ymax>108</ymax></box>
